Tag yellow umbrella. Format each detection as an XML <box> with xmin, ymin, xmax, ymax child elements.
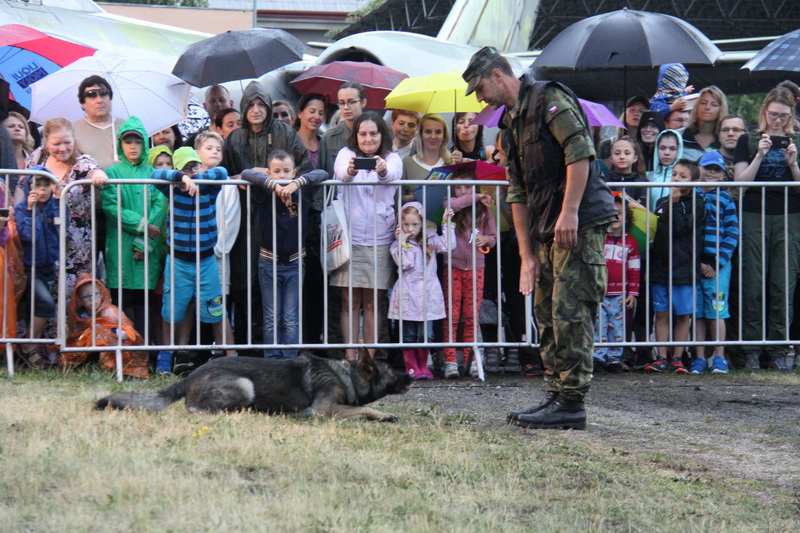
<box><xmin>383</xmin><ymin>70</ymin><xmax>486</xmax><ymax>114</ymax></box>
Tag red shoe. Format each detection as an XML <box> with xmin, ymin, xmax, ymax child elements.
<box><xmin>402</xmin><ymin>349</ymin><xmax>422</xmax><ymax>380</ymax></box>
<box><xmin>671</xmin><ymin>361</ymin><xmax>689</xmax><ymax>374</ymax></box>
<box><xmin>415</xmin><ymin>349</ymin><xmax>434</xmax><ymax>380</ymax></box>
<box><xmin>520</xmin><ymin>363</ymin><xmax>544</xmax><ymax>376</ymax></box>
<box><xmin>644</xmin><ymin>358</ymin><xmax>667</xmax><ymax>372</ymax></box>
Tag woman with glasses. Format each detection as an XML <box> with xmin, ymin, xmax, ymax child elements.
<box><xmin>318</xmin><ymin>82</ymin><xmax>366</xmax><ymax>176</ymax></box>
<box><xmin>734</xmin><ymin>87</ymin><xmax>800</xmax><ymax>372</ymax></box>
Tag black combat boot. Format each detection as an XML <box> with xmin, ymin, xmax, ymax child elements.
<box><xmin>506</xmin><ymin>391</ymin><xmax>559</xmax><ymax>422</ymax></box>
<box><xmin>514</xmin><ymin>396</ymin><xmax>586</xmax><ymax>430</ymax></box>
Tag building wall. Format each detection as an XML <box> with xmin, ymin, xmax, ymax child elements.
<box><xmin>98</xmin><ymin>4</ymin><xmax>253</xmax><ymax>34</ymax></box>
<box><xmin>98</xmin><ymin>3</ymin><xmax>358</xmax><ymax>54</ymax></box>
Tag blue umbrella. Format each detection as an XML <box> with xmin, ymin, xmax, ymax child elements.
<box><xmin>743</xmin><ymin>29</ymin><xmax>800</xmax><ymax>72</ymax></box>
<box><xmin>0</xmin><ymin>24</ymin><xmax>96</xmax><ymax>110</ymax></box>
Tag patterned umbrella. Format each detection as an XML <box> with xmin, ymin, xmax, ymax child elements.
<box><xmin>743</xmin><ymin>29</ymin><xmax>800</xmax><ymax>72</ymax></box>
<box><xmin>0</xmin><ymin>24</ymin><xmax>96</xmax><ymax>109</ymax></box>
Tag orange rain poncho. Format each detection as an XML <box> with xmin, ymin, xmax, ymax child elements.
<box><xmin>0</xmin><ymin>183</ymin><xmax>25</xmax><ymax>353</ymax></box>
<box><xmin>62</xmin><ymin>273</ymin><xmax>149</xmax><ymax>379</ymax></box>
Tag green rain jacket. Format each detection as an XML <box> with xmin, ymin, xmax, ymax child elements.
<box><xmin>102</xmin><ymin>116</ymin><xmax>168</xmax><ymax>290</ymax></box>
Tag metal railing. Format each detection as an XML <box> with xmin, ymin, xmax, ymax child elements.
<box><xmin>1</xmin><ymin>168</ymin><xmax>798</xmax><ymax>379</ymax></box>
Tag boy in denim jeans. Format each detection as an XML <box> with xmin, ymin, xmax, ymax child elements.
<box><xmin>15</xmin><ymin>169</ymin><xmax>67</xmax><ymax>367</ymax></box>
<box><xmin>239</xmin><ymin>149</ymin><xmax>327</xmax><ymax>357</ymax></box>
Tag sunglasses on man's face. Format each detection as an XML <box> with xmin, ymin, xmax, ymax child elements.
<box><xmin>84</xmin><ymin>88</ymin><xmax>110</xmax><ymax>99</ymax></box>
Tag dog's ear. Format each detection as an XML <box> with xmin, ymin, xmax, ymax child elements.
<box><xmin>357</xmin><ymin>349</ymin><xmax>374</xmax><ymax>376</ymax></box>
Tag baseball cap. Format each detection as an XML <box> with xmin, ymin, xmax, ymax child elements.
<box><xmin>172</xmin><ymin>146</ymin><xmax>202</xmax><ymax>172</ymax></box>
<box><xmin>625</xmin><ymin>95</ymin><xmax>650</xmax><ymax>109</ymax></box>
<box><xmin>698</xmin><ymin>151</ymin><xmax>726</xmax><ymax>169</ymax></box>
<box><xmin>463</xmin><ymin>46</ymin><xmax>503</xmax><ymax>96</ymax></box>
<box><xmin>120</xmin><ymin>129</ymin><xmax>143</xmax><ymax>140</ymax></box>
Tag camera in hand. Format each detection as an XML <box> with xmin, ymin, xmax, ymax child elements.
<box><xmin>770</xmin><ymin>135</ymin><xmax>790</xmax><ymax>149</ymax></box>
<box><xmin>0</xmin><ymin>208</ymin><xmax>8</xmax><ymax>218</ymax></box>
<box><xmin>354</xmin><ymin>157</ymin><xmax>377</xmax><ymax>171</ymax></box>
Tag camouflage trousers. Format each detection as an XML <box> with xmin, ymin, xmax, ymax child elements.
<box><xmin>535</xmin><ymin>224</ymin><xmax>609</xmax><ymax>401</ymax></box>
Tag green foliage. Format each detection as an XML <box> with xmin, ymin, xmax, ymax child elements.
<box><xmin>727</xmin><ymin>93</ymin><xmax>764</xmax><ymax>127</ymax></box>
<box><xmin>326</xmin><ymin>0</ymin><xmax>390</xmax><ymax>40</ymax></box>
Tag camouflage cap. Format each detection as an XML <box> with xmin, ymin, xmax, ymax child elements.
<box><xmin>463</xmin><ymin>46</ymin><xmax>503</xmax><ymax>96</ymax></box>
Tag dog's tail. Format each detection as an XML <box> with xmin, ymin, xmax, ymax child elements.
<box><xmin>95</xmin><ymin>380</ymin><xmax>188</xmax><ymax>412</ymax></box>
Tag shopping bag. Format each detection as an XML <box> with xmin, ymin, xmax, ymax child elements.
<box><xmin>321</xmin><ymin>187</ymin><xmax>350</xmax><ymax>275</ymax></box>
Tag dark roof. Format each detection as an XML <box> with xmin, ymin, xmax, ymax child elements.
<box><xmin>337</xmin><ymin>0</ymin><xmax>800</xmax><ymax>51</ymax></box>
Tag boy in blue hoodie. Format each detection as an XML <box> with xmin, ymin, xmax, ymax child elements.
<box><xmin>649</xmin><ymin>63</ymin><xmax>694</xmax><ymax>120</ymax></box>
<box><xmin>15</xmin><ymin>169</ymin><xmax>67</xmax><ymax>366</ymax></box>
<box><xmin>152</xmin><ymin>143</ymin><xmax>235</xmax><ymax>372</ymax></box>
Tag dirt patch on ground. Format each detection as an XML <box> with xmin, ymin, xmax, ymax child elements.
<box><xmin>384</xmin><ymin>371</ymin><xmax>800</xmax><ymax>491</ymax></box>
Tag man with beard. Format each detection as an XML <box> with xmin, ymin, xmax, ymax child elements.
<box><xmin>463</xmin><ymin>47</ymin><xmax>616</xmax><ymax>429</ymax></box>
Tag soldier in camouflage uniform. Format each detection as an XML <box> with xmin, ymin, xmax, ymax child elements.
<box><xmin>463</xmin><ymin>47</ymin><xmax>616</xmax><ymax>429</ymax></box>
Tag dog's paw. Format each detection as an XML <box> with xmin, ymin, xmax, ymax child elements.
<box><xmin>379</xmin><ymin>414</ymin><xmax>400</xmax><ymax>423</ymax></box>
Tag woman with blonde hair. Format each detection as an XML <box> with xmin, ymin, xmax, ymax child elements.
<box><xmin>16</xmin><ymin>118</ymin><xmax>108</xmax><ymax>360</ymax></box>
<box><xmin>734</xmin><ymin>87</ymin><xmax>800</xmax><ymax>371</ymax></box>
<box><xmin>683</xmin><ymin>85</ymin><xmax>729</xmax><ymax>154</ymax></box>
<box><xmin>2</xmin><ymin>111</ymin><xmax>35</xmax><ymax>193</ymax></box>
<box><xmin>2</xmin><ymin>111</ymin><xmax>34</xmax><ymax>168</ymax></box>
<box><xmin>401</xmin><ymin>113</ymin><xmax>452</xmax><ymax>201</ymax></box>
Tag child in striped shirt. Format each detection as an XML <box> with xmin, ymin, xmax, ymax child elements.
<box><xmin>152</xmin><ymin>138</ymin><xmax>236</xmax><ymax>372</ymax></box>
<box><xmin>690</xmin><ymin>151</ymin><xmax>739</xmax><ymax>374</ymax></box>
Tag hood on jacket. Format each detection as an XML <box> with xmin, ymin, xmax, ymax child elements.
<box><xmin>400</xmin><ymin>201</ymin><xmax>438</xmax><ymax>236</ymax></box>
<box><xmin>653</xmin><ymin>129</ymin><xmax>684</xmax><ymax>174</ymax></box>
<box><xmin>115</xmin><ymin>116</ymin><xmax>149</xmax><ymax>167</ymax></box>
<box><xmin>636</xmin><ymin>111</ymin><xmax>665</xmax><ymax>146</ymax></box>
<box><xmin>240</xmin><ymin>81</ymin><xmax>273</xmax><ymax>132</ymax></box>
<box><xmin>146</xmin><ymin>145</ymin><xmax>173</xmax><ymax>168</ymax></box>
<box><xmin>653</xmin><ymin>63</ymin><xmax>689</xmax><ymax>99</ymax></box>
<box><xmin>21</xmin><ymin>165</ymin><xmax>57</xmax><ymax>198</ymax></box>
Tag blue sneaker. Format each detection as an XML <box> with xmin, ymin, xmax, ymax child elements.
<box><xmin>689</xmin><ymin>358</ymin><xmax>707</xmax><ymax>374</ymax></box>
<box><xmin>155</xmin><ymin>351</ymin><xmax>173</xmax><ymax>374</ymax></box>
<box><xmin>710</xmin><ymin>356</ymin><xmax>729</xmax><ymax>374</ymax></box>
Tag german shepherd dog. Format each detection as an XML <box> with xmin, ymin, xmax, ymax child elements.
<box><xmin>95</xmin><ymin>351</ymin><xmax>413</xmax><ymax>422</ymax></box>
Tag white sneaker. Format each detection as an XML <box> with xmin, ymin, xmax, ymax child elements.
<box><xmin>444</xmin><ymin>361</ymin><xmax>459</xmax><ymax>380</ymax></box>
<box><xmin>469</xmin><ymin>360</ymin><xmax>480</xmax><ymax>378</ymax></box>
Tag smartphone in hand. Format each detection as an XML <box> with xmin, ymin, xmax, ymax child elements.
<box><xmin>354</xmin><ymin>157</ymin><xmax>377</xmax><ymax>171</ymax></box>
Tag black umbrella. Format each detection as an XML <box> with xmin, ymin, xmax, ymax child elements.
<box><xmin>743</xmin><ymin>29</ymin><xmax>800</xmax><ymax>73</ymax></box>
<box><xmin>533</xmin><ymin>8</ymin><xmax>722</xmax><ymax>102</ymax></box>
<box><xmin>172</xmin><ymin>28</ymin><xmax>305</xmax><ymax>87</ymax></box>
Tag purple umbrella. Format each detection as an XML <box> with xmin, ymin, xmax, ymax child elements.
<box><xmin>471</xmin><ymin>104</ymin><xmax>505</xmax><ymax>127</ymax></box>
<box><xmin>578</xmin><ymin>98</ymin><xmax>625</xmax><ymax>128</ymax></box>
<box><xmin>471</xmin><ymin>100</ymin><xmax>623</xmax><ymax>129</ymax></box>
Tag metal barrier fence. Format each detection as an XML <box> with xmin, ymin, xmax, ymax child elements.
<box><xmin>1</xmin><ymin>167</ymin><xmax>798</xmax><ymax>379</ymax></box>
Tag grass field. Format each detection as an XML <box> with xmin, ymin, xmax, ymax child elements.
<box><xmin>1</xmin><ymin>368</ymin><xmax>798</xmax><ymax>532</ymax></box>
